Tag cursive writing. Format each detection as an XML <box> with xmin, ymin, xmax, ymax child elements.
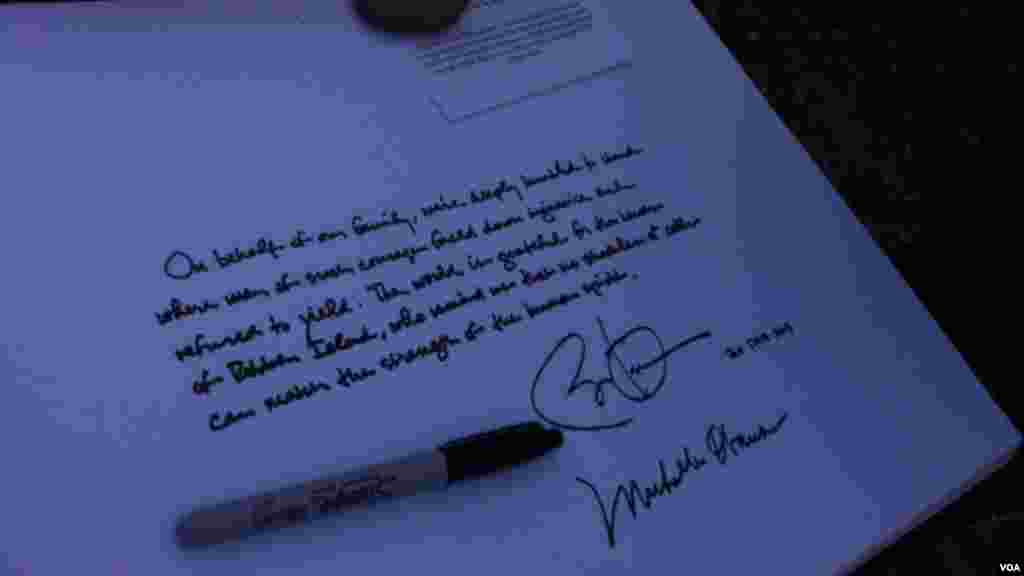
<box><xmin>430</xmin><ymin>223</ymin><xmax>478</xmax><ymax>251</ymax></box>
<box><xmin>482</xmin><ymin>214</ymin><xmax>525</xmax><ymax>236</ymax></box>
<box><xmin>469</xmin><ymin>179</ymin><xmax>524</xmax><ymax>206</ymax></box>
<box><xmin>520</xmin><ymin>159</ymin><xmax>586</xmax><ymax>190</ymax></box>
<box><xmin>208</xmin><ymin>408</ymin><xmax>256</xmax><ymax>432</ymax></box>
<box><xmin>192</xmin><ymin>369</ymin><xmax>225</xmax><ymax>396</ymax></box>
<box><xmin>379</xmin><ymin>333</ymin><xmax>461</xmax><ymax>371</ymax></box>
<box><xmin>226</xmin><ymin>353</ymin><xmax>302</xmax><ymax>384</ymax></box>
<box><xmin>410</xmin><ymin>262</ymin><xmax>466</xmax><ymax>291</ymax></box>
<box><xmin>358</xmin><ymin>244</ymin><xmax>430</xmax><ymax>272</ymax></box>
<box><xmin>304</xmin><ymin>261</ymin><xmax>356</xmax><ymax>287</ymax></box>
<box><xmin>223</xmin><ymin>287</ymin><xmax>272</xmax><ymax>307</ymax></box>
<box><xmin>264</xmin><ymin>380</ymin><xmax>332</xmax><ymax>413</ymax></box>
<box><xmin>387</xmin><ymin>306</ymin><xmax>428</xmax><ymax>336</ymax></box>
<box><xmin>163</xmin><ymin>250</ymin><xmax>210</xmax><ymax>280</ymax></box>
<box><xmin>336</xmin><ymin>366</ymin><xmax>379</xmax><ymax>387</ymax></box>
<box><xmin>496</xmin><ymin>231</ymin><xmax>570</xmax><ymax>271</ymax></box>
<box><xmin>298</xmin><ymin>296</ymin><xmax>355</xmax><ymax>329</ymax></box>
<box><xmin>352</xmin><ymin>210</ymin><xmax>417</xmax><ymax>238</ymax></box>
<box><xmin>213</xmin><ymin>237</ymin><xmax>286</xmax><ymax>270</ymax></box>
<box><xmin>595</xmin><ymin>179</ymin><xmax>637</xmax><ymax>198</ymax></box>
<box><xmin>429</xmin><ymin>287</ymin><xmax>487</xmax><ymax>319</ymax></box>
<box><xmin>577</xmin><ymin>411</ymin><xmax>787</xmax><ymax>548</ymax></box>
<box><xmin>705</xmin><ymin>412</ymin><xmax>788</xmax><ymax>465</ymax></box>
<box><xmin>156</xmin><ymin>297</ymin><xmax>220</xmax><ymax>326</ymax></box>
<box><xmin>175</xmin><ymin>324</ymin><xmax>264</xmax><ymax>363</ymax></box>
<box><xmin>600</xmin><ymin>144</ymin><xmax>644</xmax><ymax>166</ymax></box>
<box><xmin>421</xmin><ymin>194</ymin><xmax>469</xmax><ymax>218</ymax></box>
<box><xmin>527</xmin><ymin>192</ymin><xmax>594</xmax><ymax>223</ymax></box>
<box><xmin>306</xmin><ymin>324</ymin><xmax>380</xmax><ymax>360</ymax></box>
<box><xmin>366</xmin><ymin>281</ymin><xmax>410</xmax><ymax>304</ymax></box>
<box><xmin>522</xmin><ymin>290</ymin><xmax>581</xmax><ymax>319</ymax></box>
<box><xmin>581</xmin><ymin>268</ymin><xmax>631</xmax><ymax>298</ymax></box>
<box><xmin>531</xmin><ymin>317</ymin><xmax>712</xmax><ymax>431</ymax></box>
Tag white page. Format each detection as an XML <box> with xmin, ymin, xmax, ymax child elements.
<box><xmin>1</xmin><ymin>2</ymin><xmax>1018</xmax><ymax>575</ymax></box>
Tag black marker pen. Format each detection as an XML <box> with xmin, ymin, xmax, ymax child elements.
<box><xmin>175</xmin><ymin>421</ymin><xmax>563</xmax><ymax>548</ymax></box>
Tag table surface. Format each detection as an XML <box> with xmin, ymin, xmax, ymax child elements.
<box><xmin>691</xmin><ymin>3</ymin><xmax>1020</xmax><ymax>573</ymax></box>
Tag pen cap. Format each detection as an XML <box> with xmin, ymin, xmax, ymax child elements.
<box><xmin>438</xmin><ymin>422</ymin><xmax>563</xmax><ymax>485</ymax></box>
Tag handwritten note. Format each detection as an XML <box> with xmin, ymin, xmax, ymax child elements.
<box><xmin>152</xmin><ymin>144</ymin><xmax>705</xmax><ymax>435</ymax></box>
<box><xmin>0</xmin><ymin>1</ymin><xmax>1017</xmax><ymax>575</ymax></box>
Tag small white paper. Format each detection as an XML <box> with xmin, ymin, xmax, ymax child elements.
<box><xmin>407</xmin><ymin>0</ymin><xmax>632</xmax><ymax>123</ymax></box>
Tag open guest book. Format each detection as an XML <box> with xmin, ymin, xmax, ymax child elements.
<box><xmin>1</xmin><ymin>1</ymin><xmax>1018</xmax><ymax>574</ymax></box>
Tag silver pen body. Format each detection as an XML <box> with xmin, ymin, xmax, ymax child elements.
<box><xmin>177</xmin><ymin>449</ymin><xmax>448</xmax><ymax>547</ymax></box>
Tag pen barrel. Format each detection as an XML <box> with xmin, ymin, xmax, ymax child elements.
<box><xmin>299</xmin><ymin>449</ymin><xmax>447</xmax><ymax>522</ymax></box>
<box><xmin>178</xmin><ymin>450</ymin><xmax>447</xmax><ymax>547</ymax></box>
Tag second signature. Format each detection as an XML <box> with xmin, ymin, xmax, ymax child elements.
<box><xmin>530</xmin><ymin>317</ymin><xmax>712</xmax><ymax>431</ymax></box>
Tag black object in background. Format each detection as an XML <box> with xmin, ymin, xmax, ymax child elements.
<box><xmin>353</xmin><ymin>0</ymin><xmax>470</xmax><ymax>35</ymax></box>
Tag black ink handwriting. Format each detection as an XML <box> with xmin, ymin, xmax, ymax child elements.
<box><xmin>664</xmin><ymin>216</ymin><xmax>702</xmax><ymax>237</ymax></box>
<box><xmin>366</xmin><ymin>281</ymin><xmax>411</xmax><ymax>304</ymax></box>
<box><xmin>488</xmin><ymin>279</ymin><xmax>518</xmax><ymax>297</ymax></box>
<box><xmin>581</xmin><ymin>268</ymin><xmax>631</xmax><ymax>298</ymax></box>
<box><xmin>175</xmin><ymin>324</ymin><xmax>264</xmax><ymax>363</ymax></box>
<box><xmin>706</xmin><ymin>413</ymin><xmax>788</xmax><ymax>465</ymax></box>
<box><xmin>530</xmin><ymin>317</ymin><xmax>712</xmax><ymax>431</ymax></box>
<box><xmin>307</xmin><ymin>323</ymin><xmax>380</xmax><ymax>360</ymax></box>
<box><xmin>353</xmin><ymin>210</ymin><xmax>417</xmax><ymax>238</ymax></box>
<box><xmin>226</xmin><ymin>353</ymin><xmax>302</xmax><ymax>384</ymax></box>
<box><xmin>527</xmin><ymin>192</ymin><xmax>594</xmax><ymax>223</ymax></box>
<box><xmin>576</xmin><ymin>446</ymin><xmax>708</xmax><ymax>548</ymax></box>
<box><xmin>387</xmin><ymin>306</ymin><xmax>428</xmax><ymax>335</ymax></box>
<box><xmin>379</xmin><ymin>333</ymin><xmax>461</xmax><ymax>371</ymax></box>
<box><xmin>520</xmin><ymin>159</ymin><xmax>585</xmax><ymax>190</ymax></box>
<box><xmin>595</xmin><ymin>179</ymin><xmax>637</xmax><ymax>198</ymax></box>
<box><xmin>209</xmin><ymin>408</ymin><xmax>256</xmax><ymax>432</ymax></box>
<box><xmin>482</xmin><ymin>214</ymin><xmax>525</xmax><ymax>236</ymax></box>
<box><xmin>520</xmin><ymin>265</ymin><xmax>558</xmax><ymax>287</ymax></box>
<box><xmin>298</xmin><ymin>296</ymin><xmax>355</xmax><ymax>329</ymax></box>
<box><xmin>163</xmin><ymin>250</ymin><xmax>209</xmax><ymax>280</ymax></box>
<box><xmin>576</xmin><ymin>411</ymin><xmax>786</xmax><ymax>548</ymax></box>
<box><xmin>421</xmin><ymin>195</ymin><xmax>469</xmax><ymax>219</ymax></box>
<box><xmin>336</xmin><ymin>366</ymin><xmax>379</xmax><ymax>387</ymax></box>
<box><xmin>429</xmin><ymin>287</ymin><xmax>487</xmax><ymax>320</ymax></box>
<box><xmin>469</xmin><ymin>179</ymin><xmax>524</xmax><ymax>205</ymax></box>
<box><xmin>600</xmin><ymin>144</ymin><xmax>644</xmax><ymax>166</ymax></box>
<box><xmin>305</xmin><ymin>261</ymin><xmax>357</xmax><ymax>287</ymax></box>
<box><xmin>410</xmin><ymin>263</ymin><xmax>465</xmax><ymax>291</ymax></box>
<box><xmin>522</xmin><ymin>290</ymin><xmax>580</xmax><ymax>320</ymax></box>
<box><xmin>224</xmin><ymin>287</ymin><xmax>272</xmax><ymax>307</ymax></box>
<box><xmin>431</xmin><ymin>224</ymin><xmax>479</xmax><ymax>251</ymax></box>
<box><xmin>156</xmin><ymin>297</ymin><xmax>220</xmax><ymax>326</ymax></box>
<box><xmin>192</xmin><ymin>369</ymin><xmax>225</xmax><ymax>396</ymax></box>
<box><xmin>212</xmin><ymin>237</ymin><xmax>286</xmax><ymax>270</ymax></box>
<box><xmin>264</xmin><ymin>380</ymin><xmax>332</xmax><ymax>413</ymax></box>
<box><xmin>497</xmin><ymin>231</ymin><xmax>569</xmax><ymax>271</ymax></box>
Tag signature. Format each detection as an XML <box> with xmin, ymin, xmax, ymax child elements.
<box><xmin>530</xmin><ymin>317</ymin><xmax>712</xmax><ymax>431</ymax></box>
<box><xmin>576</xmin><ymin>411</ymin><xmax>788</xmax><ymax>549</ymax></box>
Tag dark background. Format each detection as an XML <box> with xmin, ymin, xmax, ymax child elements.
<box><xmin>690</xmin><ymin>2</ymin><xmax>1019</xmax><ymax>573</ymax></box>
